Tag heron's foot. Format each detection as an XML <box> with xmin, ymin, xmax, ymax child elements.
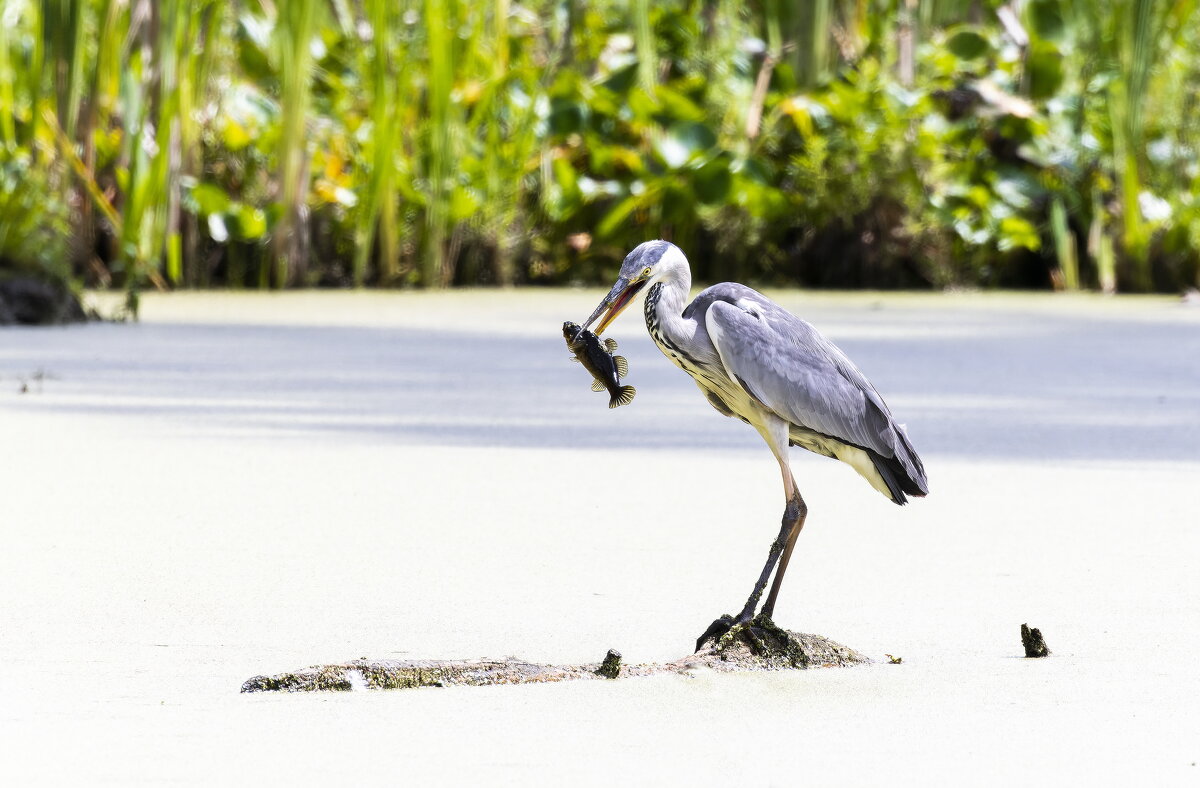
<box><xmin>694</xmin><ymin>611</ymin><xmax>756</xmax><ymax>652</ymax></box>
<box><xmin>695</xmin><ymin>613</ymin><xmax>791</xmax><ymax>654</ymax></box>
<box><xmin>695</xmin><ymin>614</ymin><xmax>734</xmax><ymax>652</ymax></box>
<box><xmin>738</xmin><ymin>614</ymin><xmax>788</xmax><ymax>656</ymax></box>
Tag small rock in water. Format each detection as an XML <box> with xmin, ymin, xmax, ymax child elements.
<box><xmin>596</xmin><ymin>649</ymin><xmax>622</xmax><ymax>679</ymax></box>
<box><xmin>1021</xmin><ymin>623</ymin><xmax>1050</xmax><ymax>658</ymax></box>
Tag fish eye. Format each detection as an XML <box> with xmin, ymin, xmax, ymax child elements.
<box><xmin>641</xmin><ymin>266</ymin><xmax>652</xmax><ymax>278</ymax></box>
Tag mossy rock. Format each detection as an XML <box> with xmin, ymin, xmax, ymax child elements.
<box><xmin>241</xmin><ymin>619</ymin><xmax>868</xmax><ymax>693</ymax></box>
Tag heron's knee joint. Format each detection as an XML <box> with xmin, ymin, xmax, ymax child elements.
<box><xmin>769</xmin><ymin>532</ymin><xmax>787</xmax><ymax>553</ymax></box>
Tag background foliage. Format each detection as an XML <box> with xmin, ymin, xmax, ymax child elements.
<box><xmin>1</xmin><ymin>0</ymin><xmax>1198</xmax><ymax>302</ymax></box>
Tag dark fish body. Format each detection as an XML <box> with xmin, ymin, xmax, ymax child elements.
<box><xmin>563</xmin><ymin>321</ymin><xmax>636</xmax><ymax>408</ymax></box>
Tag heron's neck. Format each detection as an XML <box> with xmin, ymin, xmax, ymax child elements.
<box><xmin>644</xmin><ymin>270</ymin><xmax>694</xmax><ymax>349</ymax></box>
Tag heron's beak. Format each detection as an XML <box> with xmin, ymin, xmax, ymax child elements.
<box><xmin>583</xmin><ymin>277</ymin><xmax>647</xmax><ymax>335</ymax></box>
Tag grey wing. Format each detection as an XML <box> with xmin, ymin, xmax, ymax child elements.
<box><xmin>704</xmin><ymin>298</ymin><xmax>901</xmax><ymax>461</ymax></box>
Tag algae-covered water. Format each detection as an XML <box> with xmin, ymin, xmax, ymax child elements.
<box><xmin>2</xmin><ymin>291</ymin><xmax>1198</xmax><ymax>784</ymax></box>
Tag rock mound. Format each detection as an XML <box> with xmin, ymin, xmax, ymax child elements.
<box><xmin>241</xmin><ymin>618</ymin><xmax>869</xmax><ymax>693</ymax></box>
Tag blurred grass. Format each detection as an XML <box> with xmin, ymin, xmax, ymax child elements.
<box><xmin>1</xmin><ymin>0</ymin><xmax>1198</xmax><ymax>309</ymax></box>
<box><xmin>273</xmin><ymin>0</ymin><xmax>320</xmax><ymax>287</ymax></box>
<box><xmin>354</xmin><ymin>0</ymin><xmax>402</xmax><ymax>287</ymax></box>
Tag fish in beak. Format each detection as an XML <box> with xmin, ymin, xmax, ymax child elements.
<box><xmin>583</xmin><ymin>277</ymin><xmax>648</xmax><ymax>336</ymax></box>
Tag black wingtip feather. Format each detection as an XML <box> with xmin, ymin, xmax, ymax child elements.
<box><xmin>869</xmin><ymin>450</ymin><xmax>928</xmax><ymax>506</ymax></box>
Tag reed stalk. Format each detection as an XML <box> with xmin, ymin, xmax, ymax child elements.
<box><xmin>354</xmin><ymin>0</ymin><xmax>402</xmax><ymax>286</ymax></box>
<box><xmin>633</xmin><ymin>0</ymin><xmax>655</xmax><ymax>91</ymax></box>
<box><xmin>273</xmin><ymin>0</ymin><xmax>320</xmax><ymax>287</ymax></box>
<box><xmin>1111</xmin><ymin>0</ymin><xmax>1168</xmax><ymax>290</ymax></box>
<box><xmin>423</xmin><ymin>0</ymin><xmax>455</xmax><ymax>287</ymax></box>
<box><xmin>0</xmin><ymin>15</ymin><xmax>14</xmax><ymax>145</ymax></box>
<box><xmin>1049</xmin><ymin>196</ymin><xmax>1079</xmax><ymax>290</ymax></box>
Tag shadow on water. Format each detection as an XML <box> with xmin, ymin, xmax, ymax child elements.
<box><xmin>2</xmin><ymin>311</ymin><xmax>1198</xmax><ymax>462</ymax></box>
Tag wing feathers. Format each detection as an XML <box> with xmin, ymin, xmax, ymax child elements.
<box><xmin>704</xmin><ymin>297</ymin><xmax>927</xmax><ymax>497</ymax></box>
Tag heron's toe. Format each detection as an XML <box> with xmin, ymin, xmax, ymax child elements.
<box><xmin>695</xmin><ymin>614</ymin><xmax>736</xmax><ymax>652</ymax></box>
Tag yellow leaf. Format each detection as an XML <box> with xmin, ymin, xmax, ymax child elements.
<box><xmin>324</xmin><ymin>151</ymin><xmax>344</xmax><ymax>182</ymax></box>
<box><xmin>314</xmin><ymin>180</ymin><xmax>338</xmax><ymax>204</ymax></box>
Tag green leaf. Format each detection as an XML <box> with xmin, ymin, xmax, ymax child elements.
<box><xmin>1027</xmin><ymin>42</ymin><xmax>1064</xmax><ymax>101</ymax></box>
<box><xmin>734</xmin><ymin>156</ymin><xmax>773</xmax><ymax>184</ymax></box>
<box><xmin>237</xmin><ymin>12</ymin><xmax>275</xmax><ymax>83</ymax></box>
<box><xmin>1028</xmin><ymin>0</ymin><xmax>1066</xmax><ymax>43</ymax></box>
<box><xmin>597</xmin><ymin>186</ymin><xmax>657</xmax><ymax>238</ymax></box>
<box><xmin>601</xmin><ymin>60</ymin><xmax>639</xmax><ymax>95</ymax></box>
<box><xmin>693</xmin><ymin>157</ymin><xmax>731</xmax><ymax>204</ymax></box>
<box><xmin>232</xmin><ymin>205</ymin><xmax>268</xmax><ymax>240</ymax></box>
<box><xmin>547</xmin><ymin>97</ymin><xmax>585</xmax><ymax>136</ymax></box>
<box><xmin>186</xmin><ymin>182</ymin><xmax>232</xmax><ymax>216</ymax></box>
<box><xmin>656</xmin><ymin>122</ymin><xmax>717</xmax><ymax>169</ymax></box>
<box><xmin>543</xmin><ymin>157</ymin><xmax>582</xmax><ymax>222</ymax></box>
<box><xmin>944</xmin><ymin>27</ymin><xmax>992</xmax><ymax>61</ymax></box>
<box><xmin>655</xmin><ymin>137</ymin><xmax>690</xmax><ymax>169</ymax></box>
<box><xmin>653</xmin><ymin>85</ymin><xmax>705</xmax><ymax>123</ymax></box>
<box><xmin>994</xmin><ymin>172</ymin><xmax>1041</xmax><ymax>210</ymax></box>
<box><xmin>997</xmin><ymin>216</ymin><xmax>1041</xmax><ymax>251</ymax></box>
<box><xmin>449</xmin><ymin>185</ymin><xmax>481</xmax><ymax>222</ymax></box>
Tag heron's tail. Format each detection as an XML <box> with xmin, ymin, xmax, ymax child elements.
<box><xmin>870</xmin><ymin>424</ymin><xmax>928</xmax><ymax>505</ymax></box>
<box><xmin>608</xmin><ymin>385</ymin><xmax>636</xmax><ymax>409</ymax></box>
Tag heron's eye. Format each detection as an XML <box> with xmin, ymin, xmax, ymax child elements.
<box><xmin>641</xmin><ymin>266</ymin><xmax>652</xmax><ymax>278</ymax></box>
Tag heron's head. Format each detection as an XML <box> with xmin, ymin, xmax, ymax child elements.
<box><xmin>583</xmin><ymin>240</ymin><xmax>684</xmax><ymax>334</ymax></box>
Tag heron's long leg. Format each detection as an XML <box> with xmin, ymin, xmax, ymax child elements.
<box><xmin>695</xmin><ymin>419</ymin><xmax>805</xmax><ymax>650</ymax></box>
<box><xmin>762</xmin><ymin>488</ymin><xmax>806</xmax><ymax>619</ymax></box>
<box><xmin>694</xmin><ymin>483</ymin><xmax>805</xmax><ymax>650</ymax></box>
<box><xmin>729</xmin><ymin>420</ymin><xmax>797</xmax><ymax>619</ymax></box>
<box><xmin>736</xmin><ymin>446</ymin><xmax>807</xmax><ymax>622</ymax></box>
<box><xmin>724</xmin><ymin>489</ymin><xmax>801</xmax><ymax>623</ymax></box>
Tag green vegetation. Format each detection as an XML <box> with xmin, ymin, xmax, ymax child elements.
<box><xmin>1</xmin><ymin>0</ymin><xmax>1198</xmax><ymax>305</ymax></box>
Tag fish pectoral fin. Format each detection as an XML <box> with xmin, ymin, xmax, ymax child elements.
<box><xmin>590</xmin><ymin>378</ymin><xmax>606</xmax><ymax>392</ymax></box>
<box><xmin>613</xmin><ymin>355</ymin><xmax>629</xmax><ymax>377</ymax></box>
<box><xmin>604</xmin><ymin>338</ymin><xmax>619</xmax><ymax>352</ymax></box>
<box><xmin>608</xmin><ymin>385</ymin><xmax>636</xmax><ymax>408</ymax></box>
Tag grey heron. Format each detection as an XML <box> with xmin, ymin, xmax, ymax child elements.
<box><xmin>582</xmin><ymin>240</ymin><xmax>928</xmax><ymax>650</ymax></box>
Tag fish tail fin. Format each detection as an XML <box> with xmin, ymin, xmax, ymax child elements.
<box><xmin>608</xmin><ymin>385</ymin><xmax>636</xmax><ymax>409</ymax></box>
